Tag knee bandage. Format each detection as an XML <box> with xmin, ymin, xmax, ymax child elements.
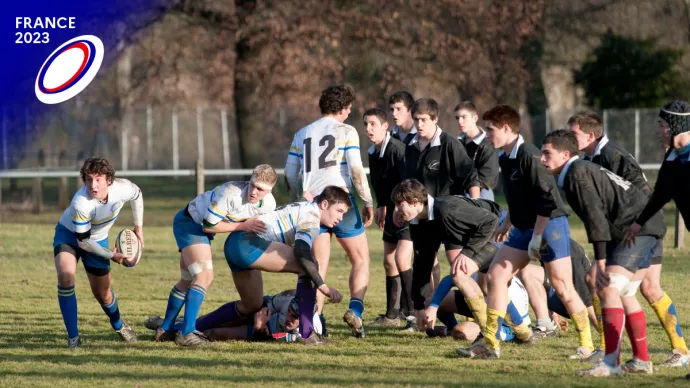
<box><xmin>180</xmin><ymin>269</ymin><xmax>193</xmax><ymax>281</ymax></box>
<box><xmin>607</xmin><ymin>273</ymin><xmax>630</xmax><ymax>293</ymax></box>
<box><xmin>620</xmin><ymin>280</ymin><xmax>642</xmax><ymax>297</ymax></box>
<box><xmin>188</xmin><ymin>261</ymin><xmax>214</xmax><ymax>277</ymax></box>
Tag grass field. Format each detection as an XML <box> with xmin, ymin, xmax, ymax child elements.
<box><xmin>2</xmin><ymin>194</ymin><xmax>690</xmax><ymax>387</ymax></box>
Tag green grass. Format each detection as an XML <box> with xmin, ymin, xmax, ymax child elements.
<box><xmin>1</xmin><ymin>201</ymin><xmax>690</xmax><ymax>387</ymax></box>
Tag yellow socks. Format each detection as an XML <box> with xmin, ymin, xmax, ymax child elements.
<box><xmin>570</xmin><ymin>308</ymin><xmax>594</xmax><ymax>351</ymax></box>
<box><xmin>483</xmin><ymin>309</ymin><xmax>505</xmax><ymax>350</ymax></box>
<box><xmin>651</xmin><ymin>293</ymin><xmax>688</xmax><ymax>355</ymax></box>
<box><xmin>465</xmin><ymin>295</ymin><xmax>487</xmax><ymax>331</ymax></box>
<box><xmin>592</xmin><ymin>295</ymin><xmax>605</xmax><ymax>350</ymax></box>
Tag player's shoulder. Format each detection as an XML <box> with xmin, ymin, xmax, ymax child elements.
<box><xmin>568</xmin><ymin>159</ymin><xmax>598</xmax><ymax>181</ymax></box>
<box><xmin>110</xmin><ymin>178</ymin><xmax>138</xmax><ymax>193</ymax></box>
<box><xmin>70</xmin><ymin>187</ymin><xmax>95</xmax><ymax>211</ymax></box>
<box><xmin>387</xmin><ymin>136</ymin><xmax>406</xmax><ymax>152</ymax></box>
<box><xmin>260</xmin><ymin>193</ymin><xmax>277</xmax><ymax>213</ymax></box>
<box><xmin>220</xmin><ymin>181</ymin><xmax>246</xmax><ymax>195</ymax></box>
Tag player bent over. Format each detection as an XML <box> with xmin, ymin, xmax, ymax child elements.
<box><xmin>53</xmin><ymin>157</ymin><xmax>144</xmax><ymax>348</ymax></box>
<box><xmin>542</xmin><ymin>130</ymin><xmax>666</xmax><ymax>376</ymax></box>
<box><xmin>216</xmin><ymin>186</ymin><xmax>349</xmax><ymax>345</ymax></box>
<box><xmin>154</xmin><ymin>165</ymin><xmax>277</xmax><ymax>346</ymax></box>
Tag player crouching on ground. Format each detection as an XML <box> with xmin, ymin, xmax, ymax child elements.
<box><xmin>153</xmin><ymin>165</ymin><xmax>277</xmax><ymax>347</ymax></box>
<box><xmin>53</xmin><ymin>157</ymin><xmax>144</xmax><ymax>348</ymax></box>
<box><xmin>542</xmin><ymin>129</ymin><xmax>666</xmax><ymax>376</ymax></box>
<box><xmin>218</xmin><ymin>186</ymin><xmax>349</xmax><ymax>345</ymax></box>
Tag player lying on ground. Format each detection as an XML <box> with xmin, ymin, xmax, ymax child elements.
<box><xmin>457</xmin><ymin>105</ymin><xmax>593</xmax><ymax>360</ymax></box>
<box><xmin>217</xmin><ymin>186</ymin><xmax>350</xmax><ymax>345</ymax></box>
<box><xmin>284</xmin><ymin>84</ymin><xmax>374</xmax><ymax>338</ymax></box>
<box><xmin>153</xmin><ymin>165</ymin><xmax>277</xmax><ymax>347</ymax></box>
<box><xmin>569</xmin><ymin>111</ymin><xmax>688</xmax><ymax>367</ymax></box>
<box><xmin>53</xmin><ymin>157</ymin><xmax>144</xmax><ymax>348</ymax></box>
<box><xmin>542</xmin><ymin>129</ymin><xmax>666</xmax><ymax>377</ymax></box>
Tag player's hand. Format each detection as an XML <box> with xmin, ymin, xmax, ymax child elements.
<box><xmin>302</xmin><ymin>191</ymin><xmax>314</xmax><ymax>202</ymax></box>
<box><xmin>595</xmin><ymin>260</ymin><xmax>609</xmax><ymax>289</ymax></box>
<box><xmin>133</xmin><ymin>225</ymin><xmax>144</xmax><ymax>248</ymax></box>
<box><xmin>362</xmin><ymin>206</ymin><xmax>374</xmax><ymax>228</ymax></box>
<box><xmin>318</xmin><ymin>284</ymin><xmax>343</xmax><ymax>304</ymax></box>
<box><xmin>375</xmin><ymin>207</ymin><xmax>386</xmax><ymax>230</ymax></box>
<box><xmin>494</xmin><ymin>221</ymin><xmax>511</xmax><ymax>243</ymax></box>
<box><xmin>111</xmin><ymin>247</ymin><xmax>132</xmax><ymax>265</ymax></box>
<box><xmin>422</xmin><ymin>306</ymin><xmax>438</xmax><ymax>330</ymax></box>
<box><xmin>253</xmin><ymin>307</ymin><xmax>271</xmax><ymax>331</ymax></box>
<box><xmin>552</xmin><ymin>312</ymin><xmax>568</xmax><ymax>332</ymax></box>
<box><xmin>240</xmin><ymin>217</ymin><xmax>267</xmax><ymax>234</ymax></box>
<box><xmin>622</xmin><ymin>223</ymin><xmax>642</xmax><ymax>248</ymax></box>
<box><xmin>451</xmin><ymin>253</ymin><xmax>473</xmax><ymax>276</ymax></box>
<box><xmin>527</xmin><ymin>233</ymin><xmax>542</xmax><ymax>261</ymax></box>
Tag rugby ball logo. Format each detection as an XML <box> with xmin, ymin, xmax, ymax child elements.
<box><xmin>35</xmin><ymin>35</ymin><xmax>104</xmax><ymax>104</ymax></box>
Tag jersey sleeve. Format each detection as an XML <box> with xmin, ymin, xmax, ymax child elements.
<box><xmin>117</xmin><ymin>179</ymin><xmax>141</xmax><ymax>201</ymax></box>
<box><xmin>342</xmin><ymin>127</ymin><xmax>363</xmax><ymax>168</ymax></box>
<box><xmin>524</xmin><ymin>153</ymin><xmax>559</xmax><ymax>218</ymax></box>
<box><xmin>70</xmin><ymin>199</ymin><xmax>93</xmax><ymax>235</ymax></box>
<box><xmin>344</xmin><ymin>127</ymin><xmax>374</xmax><ymax>207</ymax></box>
<box><xmin>294</xmin><ymin>205</ymin><xmax>321</xmax><ymax>248</ymax></box>
<box><xmin>203</xmin><ymin>185</ymin><xmax>234</xmax><ymax>227</ymax></box>
<box><xmin>285</xmin><ymin>132</ymin><xmax>303</xmax><ymax>201</ymax></box>
<box><xmin>565</xmin><ymin>167</ymin><xmax>611</xmax><ymax>243</ymax></box>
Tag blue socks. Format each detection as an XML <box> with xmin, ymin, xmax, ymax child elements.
<box><xmin>57</xmin><ymin>285</ymin><xmax>79</xmax><ymax>339</ymax></box>
<box><xmin>349</xmin><ymin>298</ymin><xmax>364</xmax><ymax>318</ymax></box>
<box><xmin>100</xmin><ymin>290</ymin><xmax>123</xmax><ymax>330</ymax></box>
<box><xmin>181</xmin><ymin>284</ymin><xmax>206</xmax><ymax>335</ymax></box>
<box><xmin>161</xmin><ymin>286</ymin><xmax>187</xmax><ymax>332</ymax></box>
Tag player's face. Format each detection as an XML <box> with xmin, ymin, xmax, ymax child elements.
<box><xmin>390</xmin><ymin>102</ymin><xmax>411</xmax><ymax>126</ymax></box>
<box><xmin>414</xmin><ymin>114</ymin><xmax>438</xmax><ymax>139</ymax></box>
<box><xmin>395</xmin><ymin>200</ymin><xmax>420</xmax><ymax>222</ymax></box>
<box><xmin>568</xmin><ymin>124</ymin><xmax>593</xmax><ymax>152</ymax></box>
<box><xmin>364</xmin><ymin>115</ymin><xmax>388</xmax><ymax>145</ymax></box>
<box><xmin>485</xmin><ymin>121</ymin><xmax>507</xmax><ymax>148</ymax></box>
<box><xmin>455</xmin><ymin>109</ymin><xmax>477</xmax><ymax>134</ymax></box>
<box><xmin>85</xmin><ymin>173</ymin><xmax>110</xmax><ymax>200</ymax></box>
<box><xmin>247</xmin><ymin>181</ymin><xmax>272</xmax><ymax>204</ymax></box>
<box><xmin>285</xmin><ymin>310</ymin><xmax>299</xmax><ymax>331</ymax></box>
<box><xmin>540</xmin><ymin>143</ymin><xmax>569</xmax><ymax>174</ymax></box>
<box><xmin>657</xmin><ymin>118</ymin><xmax>672</xmax><ymax>149</ymax></box>
<box><xmin>320</xmin><ymin>202</ymin><xmax>348</xmax><ymax>228</ymax></box>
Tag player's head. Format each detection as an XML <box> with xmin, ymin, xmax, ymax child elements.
<box><xmin>454</xmin><ymin>101</ymin><xmax>479</xmax><ymax>135</ymax></box>
<box><xmin>80</xmin><ymin>157</ymin><xmax>115</xmax><ymax>200</ymax></box>
<box><xmin>319</xmin><ymin>84</ymin><xmax>355</xmax><ymax>122</ymax></box>
<box><xmin>363</xmin><ymin>108</ymin><xmax>389</xmax><ymax>145</ymax></box>
<box><xmin>389</xmin><ymin>91</ymin><xmax>415</xmax><ymax>127</ymax></box>
<box><xmin>541</xmin><ymin>129</ymin><xmax>580</xmax><ymax>175</ymax></box>
<box><xmin>314</xmin><ymin>186</ymin><xmax>352</xmax><ymax>227</ymax></box>
<box><xmin>659</xmin><ymin>99</ymin><xmax>690</xmax><ymax>149</ymax></box>
<box><xmin>567</xmin><ymin>111</ymin><xmax>603</xmax><ymax>153</ymax></box>
<box><xmin>249</xmin><ymin>164</ymin><xmax>277</xmax><ymax>203</ymax></box>
<box><xmin>391</xmin><ymin>179</ymin><xmax>428</xmax><ymax>222</ymax></box>
<box><xmin>482</xmin><ymin>105</ymin><xmax>521</xmax><ymax>148</ymax></box>
<box><xmin>412</xmin><ymin>98</ymin><xmax>440</xmax><ymax>139</ymax></box>
<box><xmin>284</xmin><ymin>298</ymin><xmax>299</xmax><ymax>332</ymax></box>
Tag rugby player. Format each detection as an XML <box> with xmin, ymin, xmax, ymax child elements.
<box><xmin>389</xmin><ymin>91</ymin><xmax>418</xmax><ymax>145</ymax></box>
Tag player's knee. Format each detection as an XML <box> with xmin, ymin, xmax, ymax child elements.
<box><xmin>56</xmin><ymin>271</ymin><xmax>76</xmax><ymax>287</ymax></box>
<box><xmin>598</xmin><ymin>273</ymin><xmax>630</xmax><ymax>299</ymax></box>
<box><xmin>92</xmin><ymin>288</ymin><xmax>112</xmax><ymax>304</ymax></box>
<box><xmin>640</xmin><ymin>278</ymin><xmax>662</xmax><ymax>301</ymax></box>
<box><xmin>188</xmin><ymin>261</ymin><xmax>214</xmax><ymax>286</ymax></box>
<box><xmin>620</xmin><ymin>280</ymin><xmax>641</xmax><ymax>298</ymax></box>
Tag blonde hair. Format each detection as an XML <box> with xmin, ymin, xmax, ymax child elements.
<box><xmin>252</xmin><ymin>164</ymin><xmax>278</xmax><ymax>186</ymax></box>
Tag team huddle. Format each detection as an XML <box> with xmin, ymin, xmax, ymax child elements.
<box><xmin>51</xmin><ymin>85</ymin><xmax>690</xmax><ymax>378</ymax></box>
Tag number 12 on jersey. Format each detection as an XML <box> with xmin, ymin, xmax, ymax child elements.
<box><xmin>304</xmin><ymin>135</ymin><xmax>337</xmax><ymax>172</ymax></box>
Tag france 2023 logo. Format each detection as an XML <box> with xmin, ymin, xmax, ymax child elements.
<box><xmin>35</xmin><ymin>35</ymin><xmax>104</xmax><ymax>104</ymax></box>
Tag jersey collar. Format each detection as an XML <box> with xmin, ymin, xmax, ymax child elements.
<box><xmin>666</xmin><ymin>148</ymin><xmax>690</xmax><ymax>162</ymax></box>
<box><xmin>458</xmin><ymin>128</ymin><xmax>487</xmax><ymax>145</ymax></box>
<box><xmin>409</xmin><ymin>195</ymin><xmax>435</xmax><ymax>224</ymax></box>
<box><xmin>409</xmin><ymin>127</ymin><xmax>443</xmax><ymax>150</ymax></box>
<box><xmin>367</xmin><ymin>131</ymin><xmax>391</xmax><ymax>158</ymax></box>
<box><xmin>392</xmin><ymin>124</ymin><xmax>417</xmax><ymax>141</ymax></box>
<box><xmin>498</xmin><ymin>135</ymin><xmax>524</xmax><ymax>159</ymax></box>
<box><xmin>557</xmin><ymin>156</ymin><xmax>579</xmax><ymax>188</ymax></box>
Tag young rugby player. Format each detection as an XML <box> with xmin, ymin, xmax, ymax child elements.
<box><xmin>284</xmin><ymin>84</ymin><xmax>374</xmax><ymax>337</ymax></box>
<box><xmin>454</xmin><ymin>102</ymin><xmax>499</xmax><ymax>200</ymax></box>
<box><xmin>542</xmin><ymin>129</ymin><xmax>666</xmax><ymax>376</ymax></box>
<box><xmin>154</xmin><ymin>165</ymin><xmax>277</xmax><ymax>346</ymax></box>
<box><xmin>53</xmin><ymin>157</ymin><xmax>144</xmax><ymax>348</ymax></box>
<box><xmin>364</xmin><ymin>107</ymin><xmax>413</xmax><ymax>326</ymax></box>
<box><xmin>569</xmin><ymin>111</ymin><xmax>688</xmax><ymax>367</ymax></box>
<box><xmin>457</xmin><ymin>105</ymin><xmax>593</xmax><ymax>360</ymax></box>
<box><xmin>389</xmin><ymin>91</ymin><xmax>418</xmax><ymax>145</ymax></box>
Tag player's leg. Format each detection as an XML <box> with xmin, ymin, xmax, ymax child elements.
<box><xmin>313</xmin><ymin>232</ymin><xmax>331</xmax><ymax>332</ymax></box>
<box><xmin>445</xmin><ymin>290</ymin><xmax>481</xmax><ymax>341</ymax></box>
<box><xmin>54</xmin><ymin>247</ymin><xmax>80</xmax><ymax>348</ymax></box>
<box><xmin>153</xmin><ymin>254</ymin><xmax>191</xmax><ymax>341</ymax></box>
<box><xmin>518</xmin><ymin>264</ymin><xmax>558</xmax><ymax>338</ymax></box>
<box><xmin>371</xmin><ymin>241</ymin><xmax>402</xmax><ymax>326</ymax></box>
<box><xmin>396</xmin><ymin>239</ymin><xmax>414</xmax><ymax>319</ymax></box>
<box><xmin>445</xmin><ymin>248</ymin><xmax>481</xmax><ymax>330</ymax></box>
<box><xmin>620</xmin><ymin>267</ymin><xmax>653</xmax><ymax>374</ymax></box>
<box><xmin>84</xmin><ymin>262</ymin><xmax>137</xmax><ymax>343</ymax></box>
<box><xmin>173</xmin><ymin>243</ymin><xmax>214</xmax><ymax>345</ymax></box>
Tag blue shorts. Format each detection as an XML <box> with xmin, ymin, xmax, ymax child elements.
<box><xmin>173</xmin><ymin>208</ymin><xmax>215</xmax><ymax>251</ymax></box>
<box><xmin>606</xmin><ymin>236</ymin><xmax>655</xmax><ymax>273</ymax></box>
<box><xmin>53</xmin><ymin>224</ymin><xmax>110</xmax><ymax>275</ymax></box>
<box><xmin>224</xmin><ymin>231</ymin><xmax>271</xmax><ymax>273</ymax></box>
<box><xmin>504</xmin><ymin>216</ymin><xmax>570</xmax><ymax>262</ymax></box>
<box><xmin>319</xmin><ymin>194</ymin><xmax>364</xmax><ymax>238</ymax></box>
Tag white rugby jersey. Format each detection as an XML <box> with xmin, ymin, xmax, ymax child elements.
<box><xmin>508</xmin><ymin>276</ymin><xmax>531</xmax><ymax>326</ymax></box>
<box><xmin>286</xmin><ymin>117</ymin><xmax>365</xmax><ymax>197</ymax></box>
<box><xmin>257</xmin><ymin>202</ymin><xmax>321</xmax><ymax>248</ymax></box>
<box><xmin>58</xmin><ymin>178</ymin><xmax>141</xmax><ymax>242</ymax></box>
<box><xmin>186</xmin><ymin>181</ymin><xmax>276</xmax><ymax>226</ymax></box>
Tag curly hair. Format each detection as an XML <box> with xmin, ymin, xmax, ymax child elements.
<box><xmin>80</xmin><ymin>157</ymin><xmax>115</xmax><ymax>184</ymax></box>
<box><xmin>319</xmin><ymin>84</ymin><xmax>356</xmax><ymax>115</ymax></box>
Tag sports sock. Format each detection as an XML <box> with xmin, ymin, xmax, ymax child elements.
<box><xmin>650</xmin><ymin>292</ymin><xmax>688</xmax><ymax>355</ymax></box>
<box><xmin>483</xmin><ymin>309</ymin><xmax>506</xmax><ymax>350</ymax></box>
<box><xmin>625</xmin><ymin>310</ymin><xmax>649</xmax><ymax>362</ymax></box>
<box><xmin>100</xmin><ymin>290</ymin><xmax>123</xmax><ymax>330</ymax></box>
<box><xmin>180</xmin><ymin>284</ymin><xmax>206</xmax><ymax>335</ymax></box>
<box><xmin>57</xmin><ymin>285</ymin><xmax>79</xmax><ymax>339</ymax></box>
<box><xmin>592</xmin><ymin>295</ymin><xmax>605</xmax><ymax>350</ymax></box>
<box><xmin>296</xmin><ymin>276</ymin><xmax>316</xmax><ymax>338</ymax></box>
<box><xmin>195</xmin><ymin>300</ymin><xmax>245</xmax><ymax>332</ymax></box>
<box><xmin>464</xmin><ymin>294</ymin><xmax>487</xmax><ymax>331</ymax></box>
<box><xmin>349</xmin><ymin>298</ymin><xmax>364</xmax><ymax>319</ymax></box>
<box><xmin>535</xmin><ymin>318</ymin><xmax>556</xmax><ymax>330</ymax></box>
<box><xmin>437</xmin><ymin>312</ymin><xmax>458</xmax><ymax>330</ymax></box>
<box><xmin>161</xmin><ymin>286</ymin><xmax>186</xmax><ymax>332</ymax></box>
<box><xmin>385</xmin><ymin>275</ymin><xmax>401</xmax><ymax>319</ymax></box>
<box><xmin>399</xmin><ymin>269</ymin><xmax>413</xmax><ymax>317</ymax></box>
<box><xmin>505</xmin><ymin>300</ymin><xmax>531</xmax><ymax>341</ymax></box>
<box><xmin>602</xmin><ymin>307</ymin><xmax>625</xmax><ymax>367</ymax></box>
<box><xmin>570</xmin><ymin>308</ymin><xmax>594</xmax><ymax>351</ymax></box>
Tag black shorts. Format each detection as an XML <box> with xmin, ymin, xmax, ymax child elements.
<box><xmin>651</xmin><ymin>237</ymin><xmax>663</xmax><ymax>265</ymax></box>
<box><xmin>469</xmin><ymin>243</ymin><xmax>498</xmax><ymax>274</ymax></box>
<box><xmin>382</xmin><ymin>207</ymin><xmax>411</xmax><ymax>244</ymax></box>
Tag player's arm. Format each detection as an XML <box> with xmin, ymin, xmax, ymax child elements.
<box><xmin>476</xmin><ymin>146</ymin><xmax>500</xmax><ymax>190</ymax></box>
<box><xmin>566</xmin><ymin>169</ymin><xmax>611</xmax><ymax>260</ymax></box>
<box><xmin>71</xmin><ymin>205</ymin><xmax>127</xmax><ymax>263</ymax></box>
<box><xmin>126</xmin><ymin>182</ymin><xmax>145</xmax><ymax>246</ymax></box>
<box><xmin>344</xmin><ymin>129</ymin><xmax>374</xmax><ymax>208</ymax></box>
<box><xmin>448</xmin><ymin>140</ymin><xmax>480</xmax><ymax>198</ymax></box>
<box><xmin>201</xmin><ymin>190</ymin><xmax>266</xmax><ymax>234</ymax></box>
<box><xmin>635</xmin><ymin>163</ymin><xmax>674</xmax><ymax>227</ymax></box>
<box><xmin>424</xmin><ymin>275</ymin><xmax>455</xmax><ymax>329</ymax></box>
<box><xmin>285</xmin><ymin>135</ymin><xmax>303</xmax><ymax>202</ymax></box>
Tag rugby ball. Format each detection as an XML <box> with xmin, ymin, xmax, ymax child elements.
<box><xmin>115</xmin><ymin>229</ymin><xmax>142</xmax><ymax>267</ymax></box>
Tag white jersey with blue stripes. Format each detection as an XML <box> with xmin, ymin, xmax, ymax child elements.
<box><xmin>257</xmin><ymin>202</ymin><xmax>321</xmax><ymax>248</ymax></box>
<box><xmin>186</xmin><ymin>181</ymin><xmax>276</xmax><ymax>226</ymax></box>
<box><xmin>58</xmin><ymin>178</ymin><xmax>140</xmax><ymax>242</ymax></box>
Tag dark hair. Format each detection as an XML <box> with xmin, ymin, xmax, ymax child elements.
<box><xmin>543</xmin><ymin>129</ymin><xmax>580</xmax><ymax>157</ymax></box>
<box><xmin>314</xmin><ymin>186</ymin><xmax>352</xmax><ymax>208</ymax></box>
<box><xmin>388</xmin><ymin>91</ymin><xmax>415</xmax><ymax>110</ymax></box>
<box><xmin>80</xmin><ymin>157</ymin><xmax>115</xmax><ymax>183</ymax></box>
<box><xmin>567</xmin><ymin>111</ymin><xmax>603</xmax><ymax>138</ymax></box>
<box><xmin>482</xmin><ymin>105</ymin><xmax>521</xmax><ymax>134</ymax></box>
<box><xmin>412</xmin><ymin>98</ymin><xmax>440</xmax><ymax>120</ymax></box>
<box><xmin>391</xmin><ymin>179</ymin><xmax>429</xmax><ymax>206</ymax></box>
<box><xmin>363</xmin><ymin>107</ymin><xmax>388</xmax><ymax>125</ymax></box>
<box><xmin>662</xmin><ymin>99</ymin><xmax>690</xmax><ymax>113</ymax></box>
<box><xmin>319</xmin><ymin>84</ymin><xmax>355</xmax><ymax>115</ymax></box>
<box><xmin>453</xmin><ymin>101</ymin><xmax>478</xmax><ymax>116</ymax></box>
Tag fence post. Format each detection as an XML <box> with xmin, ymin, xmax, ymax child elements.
<box><xmin>221</xmin><ymin>108</ymin><xmax>230</xmax><ymax>170</ymax></box>
<box><xmin>195</xmin><ymin>159</ymin><xmax>205</xmax><ymax>195</ymax></box>
<box><xmin>172</xmin><ymin>106</ymin><xmax>179</xmax><ymax>172</ymax></box>
<box><xmin>634</xmin><ymin>109</ymin><xmax>640</xmax><ymax>160</ymax></box>
<box><xmin>58</xmin><ymin>176</ymin><xmax>70</xmax><ymax>209</ymax></box>
<box><xmin>2</xmin><ymin>107</ymin><xmax>7</xmax><ymax>170</ymax></box>
<box><xmin>676</xmin><ymin>209</ymin><xmax>685</xmax><ymax>249</ymax></box>
<box><xmin>146</xmin><ymin>105</ymin><xmax>153</xmax><ymax>169</ymax></box>
<box><xmin>32</xmin><ymin>178</ymin><xmax>43</xmax><ymax>214</ymax></box>
<box><xmin>196</xmin><ymin>107</ymin><xmax>204</xmax><ymax>166</ymax></box>
<box><xmin>545</xmin><ymin>108</ymin><xmax>551</xmax><ymax>134</ymax></box>
<box><xmin>603</xmin><ymin>110</ymin><xmax>609</xmax><ymax>136</ymax></box>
